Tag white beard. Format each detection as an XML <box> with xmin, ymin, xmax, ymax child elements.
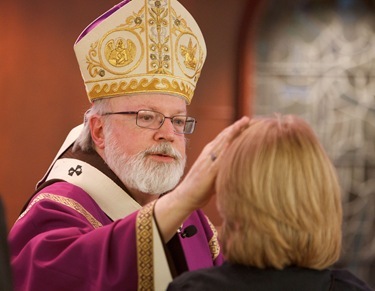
<box><xmin>104</xmin><ymin>129</ymin><xmax>186</xmax><ymax>195</ymax></box>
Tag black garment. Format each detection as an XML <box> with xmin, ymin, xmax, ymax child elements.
<box><xmin>167</xmin><ymin>262</ymin><xmax>373</xmax><ymax>291</ymax></box>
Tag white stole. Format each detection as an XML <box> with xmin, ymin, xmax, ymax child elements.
<box><xmin>41</xmin><ymin>125</ymin><xmax>173</xmax><ymax>290</ymax></box>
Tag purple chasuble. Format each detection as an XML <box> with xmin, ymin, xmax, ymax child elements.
<box><xmin>8</xmin><ymin>182</ymin><xmax>223</xmax><ymax>290</ymax></box>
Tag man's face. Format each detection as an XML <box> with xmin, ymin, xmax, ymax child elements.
<box><xmin>100</xmin><ymin>94</ymin><xmax>188</xmax><ymax>195</ymax></box>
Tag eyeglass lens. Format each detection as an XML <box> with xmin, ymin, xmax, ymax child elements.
<box><xmin>136</xmin><ymin>110</ymin><xmax>195</xmax><ymax>134</ymax></box>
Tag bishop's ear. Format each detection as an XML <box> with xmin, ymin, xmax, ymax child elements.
<box><xmin>90</xmin><ymin>115</ymin><xmax>105</xmax><ymax>150</ymax></box>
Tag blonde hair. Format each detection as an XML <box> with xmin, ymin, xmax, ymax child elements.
<box><xmin>216</xmin><ymin>114</ymin><xmax>342</xmax><ymax>270</ymax></box>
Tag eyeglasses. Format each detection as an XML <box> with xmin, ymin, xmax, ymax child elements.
<box><xmin>102</xmin><ymin>109</ymin><xmax>197</xmax><ymax>134</ymax></box>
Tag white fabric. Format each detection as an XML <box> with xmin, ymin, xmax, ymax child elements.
<box><xmin>39</xmin><ymin>124</ymin><xmax>173</xmax><ymax>290</ymax></box>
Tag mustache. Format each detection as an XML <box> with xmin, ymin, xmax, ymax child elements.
<box><xmin>143</xmin><ymin>143</ymin><xmax>183</xmax><ymax>160</ymax></box>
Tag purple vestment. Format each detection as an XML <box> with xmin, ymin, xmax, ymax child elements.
<box><xmin>9</xmin><ymin>182</ymin><xmax>223</xmax><ymax>290</ymax></box>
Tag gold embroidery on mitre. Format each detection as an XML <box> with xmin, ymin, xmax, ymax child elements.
<box><xmin>77</xmin><ymin>0</ymin><xmax>206</xmax><ymax>104</ymax></box>
<box><xmin>136</xmin><ymin>200</ymin><xmax>157</xmax><ymax>291</ymax></box>
<box><xmin>206</xmin><ymin>215</ymin><xmax>221</xmax><ymax>260</ymax></box>
<box><xmin>105</xmin><ymin>38</ymin><xmax>137</xmax><ymax>67</ymax></box>
<box><xmin>148</xmin><ymin>0</ymin><xmax>172</xmax><ymax>74</ymax></box>
<box><xmin>180</xmin><ymin>38</ymin><xmax>197</xmax><ymax>70</ymax></box>
<box><xmin>86</xmin><ymin>6</ymin><xmax>145</xmax><ymax>78</ymax></box>
<box><xmin>18</xmin><ymin>193</ymin><xmax>103</xmax><ymax>229</ymax></box>
<box><xmin>89</xmin><ymin>77</ymin><xmax>194</xmax><ymax>102</ymax></box>
<box><xmin>171</xmin><ymin>6</ymin><xmax>205</xmax><ymax>82</ymax></box>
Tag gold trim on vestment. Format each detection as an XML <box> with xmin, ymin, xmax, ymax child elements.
<box><xmin>206</xmin><ymin>215</ymin><xmax>221</xmax><ymax>260</ymax></box>
<box><xmin>18</xmin><ymin>193</ymin><xmax>103</xmax><ymax>229</ymax></box>
<box><xmin>136</xmin><ymin>200</ymin><xmax>157</xmax><ymax>291</ymax></box>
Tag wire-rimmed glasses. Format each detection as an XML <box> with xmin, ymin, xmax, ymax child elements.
<box><xmin>102</xmin><ymin>109</ymin><xmax>197</xmax><ymax>134</ymax></box>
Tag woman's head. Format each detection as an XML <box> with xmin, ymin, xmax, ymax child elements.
<box><xmin>216</xmin><ymin>114</ymin><xmax>342</xmax><ymax>270</ymax></box>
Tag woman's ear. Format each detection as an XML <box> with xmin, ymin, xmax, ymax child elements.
<box><xmin>90</xmin><ymin>115</ymin><xmax>105</xmax><ymax>150</ymax></box>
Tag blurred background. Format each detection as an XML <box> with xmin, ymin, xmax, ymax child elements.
<box><xmin>0</xmin><ymin>0</ymin><xmax>374</xmax><ymax>288</ymax></box>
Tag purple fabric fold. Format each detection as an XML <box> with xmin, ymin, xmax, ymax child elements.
<box><xmin>75</xmin><ymin>0</ymin><xmax>131</xmax><ymax>44</ymax></box>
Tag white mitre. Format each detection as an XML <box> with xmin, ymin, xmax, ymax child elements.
<box><xmin>74</xmin><ymin>0</ymin><xmax>207</xmax><ymax>104</ymax></box>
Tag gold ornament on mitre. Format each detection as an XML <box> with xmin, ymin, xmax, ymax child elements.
<box><xmin>74</xmin><ymin>0</ymin><xmax>207</xmax><ymax>104</ymax></box>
